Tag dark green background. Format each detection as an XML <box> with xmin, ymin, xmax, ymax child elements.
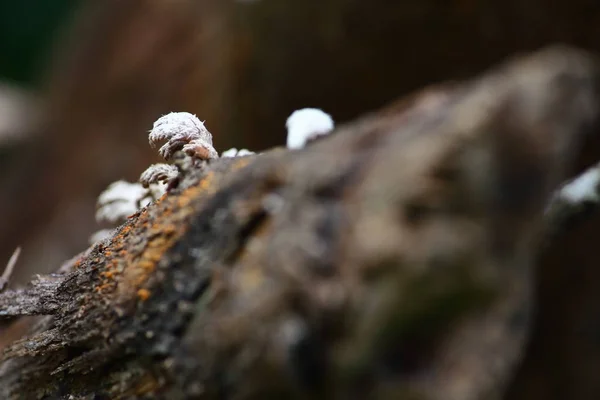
<box><xmin>0</xmin><ymin>0</ymin><xmax>81</xmax><ymax>86</ymax></box>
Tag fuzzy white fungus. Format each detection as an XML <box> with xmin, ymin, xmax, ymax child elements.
<box><xmin>286</xmin><ymin>108</ymin><xmax>334</xmax><ymax>150</ymax></box>
<box><xmin>559</xmin><ymin>167</ymin><xmax>600</xmax><ymax>203</ymax></box>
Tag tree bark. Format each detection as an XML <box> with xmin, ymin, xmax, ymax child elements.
<box><xmin>1</xmin><ymin>46</ymin><xmax>599</xmax><ymax>400</ymax></box>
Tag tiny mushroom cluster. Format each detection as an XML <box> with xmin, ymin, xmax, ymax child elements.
<box><xmin>91</xmin><ymin>108</ymin><xmax>335</xmax><ymax>244</ymax></box>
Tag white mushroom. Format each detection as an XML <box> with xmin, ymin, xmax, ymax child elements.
<box><xmin>149</xmin><ymin>112</ymin><xmax>218</xmax><ymax>161</ymax></box>
<box><xmin>95</xmin><ymin>180</ymin><xmax>149</xmax><ymax>224</ymax></box>
<box><xmin>139</xmin><ymin>163</ymin><xmax>179</xmax><ymax>188</ymax></box>
<box><xmin>286</xmin><ymin>108</ymin><xmax>334</xmax><ymax>150</ymax></box>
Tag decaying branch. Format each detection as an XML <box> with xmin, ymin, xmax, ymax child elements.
<box><xmin>1</xmin><ymin>46</ymin><xmax>599</xmax><ymax>399</ymax></box>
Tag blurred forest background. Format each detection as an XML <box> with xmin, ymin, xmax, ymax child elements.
<box><xmin>1</xmin><ymin>0</ymin><xmax>600</xmax><ymax>284</ymax></box>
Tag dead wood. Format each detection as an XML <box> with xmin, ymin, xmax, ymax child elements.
<box><xmin>0</xmin><ymin>45</ymin><xmax>599</xmax><ymax>400</ymax></box>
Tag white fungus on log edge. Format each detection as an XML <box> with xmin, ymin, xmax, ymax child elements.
<box><xmin>149</xmin><ymin>112</ymin><xmax>219</xmax><ymax>161</ymax></box>
<box><xmin>286</xmin><ymin>108</ymin><xmax>334</xmax><ymax>150</ymax></box>
<box><xmin>95</xmin><ymin>180</ymin><xmax>150</xmax><ymax>225</ymax></box>
<box><xmin>221</xmin><ymin>148</ymin><xmax>256</xmax><ymax>158</ymax></box>
<box><xmin>558</xmin><ymin>166</ymin><xmax>600</xmax><ymax>203</ymax></box>
<box><xmin>139</xmin><ymin>163</ymin><xmax>179</xmax><ymax>188</ymax></box>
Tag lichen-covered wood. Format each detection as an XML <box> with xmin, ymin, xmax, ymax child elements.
<box><xmin>1</xmin><ymin>46</ymin><xmax>599</xmax><ymax>399</ymax></box>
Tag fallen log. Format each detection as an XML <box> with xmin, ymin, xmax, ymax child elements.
<box><xmin>1</xmin><ymin>45</ymin><xmax>599</xmax><ymax>400</ymax></box>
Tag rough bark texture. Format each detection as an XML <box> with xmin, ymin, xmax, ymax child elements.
<box><xmin>1</xmin><ymin>46</ymin><xmax>600</xmax><ymax>399</ymax></box>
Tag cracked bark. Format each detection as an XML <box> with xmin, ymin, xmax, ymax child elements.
<box><xmin>1</xmin><ymin>46</ymin><xmax>599</xmax><ymax>400</ymax></box>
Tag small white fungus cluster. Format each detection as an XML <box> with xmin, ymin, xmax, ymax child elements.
<box><xmin>558</xmin><ymin>166</ymin><xmax>600</xmax><ymax>203</ymax></box>
<box><xmin>92</xmin><ymin>112</ymin><xmax>227</xmax><ymax>244</ymax></box>
<box><xmin>92</xmin><ymin>107</ymin><xmax>333</xmax><ymax>245</ymax></box>
<box><xmin>139</xmin><ymin>163</ymin><xmax>179</xmax><ymax>188</ymax></box>
<box><xmin>149</xmin><ymin>112</ymin><xmax>218</xmax><ymax>161</ymax></box>
<box><xmin>285</xmin><ymin>108</ymin><xmax>334</xmax><ymax>150</ymax></box>
<box><xmin>221</xmin><ymin>148</ymin><xmax>255</xmax><ymax>158</ymax></box>
<box><xmin>95</xmin><ymin>180</ymin><xmax>154</xmax><ymax>225</ymax></box>
<box><xmin>140</xmin><ymin>113</ymin><xmax>221</xmax><ymax>189</ymax></box>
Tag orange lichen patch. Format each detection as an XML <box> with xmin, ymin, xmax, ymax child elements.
<box><xmin>95</xmin><ymin>282</ymin><xmax>113</xmax><ymax>293</ymax></box>
<box><xmin>162</xmin><ymin>224</ymin><xmax>177</xmax><ymax>235</ymax></box>
<box><xmin>86</xmin><ymin>160</ymin><xmax>256</xmax><ymax>309</ymax></box>
<box><xmin>193</xmin><ymin>169</ymin><xmax>226</xmax><ymax>198</ymax></box>
<box><xmin>137</xmin><ymin>260</ymin><xmax>155</xmax><ymax>272</ymax></box>
<box><xmin>111</xmin><ymin>170</ymin><xmax>226</xmax><ymax>303</ymax></box>
<box><xmin>199</xmin><ymin>171</ymin><xmax>214</xmax><ymax>190</ymax></box>
<box><xmin>101</xmin><ymin>270</ymin><xmax>116</xmax><ymax>279</ymax></box>
<box><xmin>137</xmin><ymin>288</ymin><xmax>151</xmax><ymax>301</ymax></box>
<box><xmin>230</xmin><ymin>158</ymin><xmax>251</xmax><ymax>171</ymax></box>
